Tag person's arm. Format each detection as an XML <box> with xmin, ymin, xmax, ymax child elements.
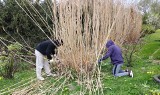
<box><xmin>46</xmin><ymin>44</ymin><xmax>54</xmax><ymax>60</ymax></box>
<box><xmin>100</xmin><ymin>47</ymin><xmax>113</xmax><ymax>61</ymax></box>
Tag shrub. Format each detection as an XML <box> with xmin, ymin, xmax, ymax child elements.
<box><xmin>141</xmin><ymin>24</ymin><xmax>155</xmax><ymax>37</ymax></box>
<box><xmin>16</xmin><ymin>62</ymin><xmax>31</xmax><ymax>72</ymax></box>
<box><xmin>0</xmin><ymin>55</ymin><xmax>15</xmax><ymax>79</ymax></box>
<box><xmin>0</xmin><ymin>42</ymin><xmax>22</xmax><ymax>79</ymax></box>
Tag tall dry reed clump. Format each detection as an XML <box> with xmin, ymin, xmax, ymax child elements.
<box><xmin>52</xmin><ymin>0</ymin><xmax>142</xmax><ymax>72</ymax></box>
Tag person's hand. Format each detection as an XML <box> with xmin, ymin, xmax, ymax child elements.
<box><xmin>97</xmin><ymin>59</ymin><xmax>102</xmax><ymax>68</ymax></box>
<box><xmin>98</xmin><ymin>59</ymin><xmax>102</xmax><ymax>63</ymax></box>
<box><xmin>98</xmin><ymin>59</ymin><xmax>102</xmax><ymax>65</ymax></box>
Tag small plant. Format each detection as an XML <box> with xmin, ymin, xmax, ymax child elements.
<box><xmin>150</xmin><ymin>89</ymin><xmax>160</xmax><ymax>95</ymax></box>
<box><xmin>0</xmin><ymin>42</ymin><xmax>22</xmax><ymax>79</ymax></box>
<box><xmin>123</xmin><ymin>40</ymin><xmax>143</xmax><ymax>67</ymax></box>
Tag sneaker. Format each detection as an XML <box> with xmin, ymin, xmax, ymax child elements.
<box><xmin>129</xmin><ymin>70</ymin><xmax>133</xmax><ymax>78</ymax></box>
<box><xmin>37</xmin><ymin>76</ymin><xmax>44</xmax><ymax>81</ymax></box>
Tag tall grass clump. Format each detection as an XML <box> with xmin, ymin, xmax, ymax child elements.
<box><xmin>53</xmin><ymin>0</ymin><xmax>142</xmax><ymax>69</ymax></box>
<box><xmin>52</xmin><ymin>0</ymin><xmax>142</xmax><ymax>94</ymax></box>
<box><xmin>14</xmin><ymin>0</ymin><xmax>142</xmax><ymax>94</ymax></box>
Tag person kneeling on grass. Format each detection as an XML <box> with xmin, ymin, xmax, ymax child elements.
<box><xmin>35</xmin><ymin>39</ymin><xmax>63</xmax><ymax>81</ymax></box>
<box><xmin>98</xmin><ymin>40</ymin><xmax>133</xmax><ymax>77</ymax></box>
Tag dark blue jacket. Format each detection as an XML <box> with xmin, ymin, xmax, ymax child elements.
<box><xmin>100</xmin><ymin>40</ymin><xmax>123</xmax><ymax>65</ymax></box>
<box><xmin>36</xmin><ymin>40</ymin><xmax>57</xmax><ymax>60</ymax></box>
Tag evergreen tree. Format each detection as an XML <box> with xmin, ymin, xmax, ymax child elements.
<box><xmin>0</xmin><ymin>0</ymin><xmax>52</xmax><ymax>47</ymax></box>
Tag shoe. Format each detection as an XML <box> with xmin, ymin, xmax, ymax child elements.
<box><xmin>129</xmin><ymin>70</ymin><xmax>133</xmax><ymax>78</ymax></box>
<box><xmin>37</xmin><ymin>76</ymin><xmax>44</xmax><ymax>81</ymax></box>
<box><xmin>47</xmin><ymin>73</ymin><xmax>57</xmax><ymax>77</ymax></box>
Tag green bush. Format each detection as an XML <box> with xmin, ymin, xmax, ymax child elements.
<box><xmin>0</xmin><ymin>55</ymin><xmax>15</xmax><ymax>79</ymax></box>
<box><xmin>141</xmin><ymin>24</ymin><xmax>155</xmax><ymax>37</ymax></box>
<box><xmin>0</xmin><ymin>42</ymin><xmax>22</xmax><ymax>79</ymax></box>
<box><xmin>7</xmin><ymin>42</ymin><xmax>22</xmax><ymax>52</ymax></box>
<box><xmin>16</xmin><ymin>62</ymin><xmax>31</xmax><ymax>72</ymax></box>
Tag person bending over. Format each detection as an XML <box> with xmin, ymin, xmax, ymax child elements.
<box><xmin>35</xmin><ymin>39</ymin><xmax>62</xmax><ymax>80</ymax></box>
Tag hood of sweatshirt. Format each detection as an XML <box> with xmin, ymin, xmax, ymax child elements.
<box><xmin>106</xmin><ymin>40</ymin><xmax>115</xmax><ymax>48</ymax></box>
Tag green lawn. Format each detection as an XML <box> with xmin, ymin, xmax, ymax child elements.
<box><xmin>101</xmin><ymin>59</ymin><xmax>160</xmax><ymax>95</ymax></box>
<box><xmin>139</xmin><ymin>29</ymin><xmax>160</xmax><ymax>60</ymax></box>
<box><xmin>0</xmin><ymin>31</ymin><xmax>160</xmax><ymax>95</ymax></box>
<box><xmin>0</xmin><ymin>70</ymin><xmax>35</xmax><ymax>95</ymax></box>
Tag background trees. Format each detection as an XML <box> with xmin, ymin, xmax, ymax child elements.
<box><xmin>0</xmin><ymin>0</ymin><xmax>52</xmax><ymax>48</ymax></box>
<box><xmin>138</xmin><ymin>0</ymin><xmax>160</xmax><ymax>35</ymax></box>
<box><xmin>0</xmin><ymin>0</ymin><xmax>53</xmax><ymax>78</ymax></box>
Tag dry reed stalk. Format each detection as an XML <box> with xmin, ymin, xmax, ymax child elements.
<box><xmin>11</xmin><ymin>74</ymin><xmax>65</xmax><ymax>94</ymax></box>
<box><xmin>40</xmin><ymin>72</ymin><xmax>70</xmax><ymax>94</ymax></box>
<box><xmin>12</xmin><ymin>78</ymin><xmax>52</xmax><ymax>95</ymax></box>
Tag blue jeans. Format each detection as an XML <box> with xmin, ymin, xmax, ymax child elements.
<box><xmin>112</xmin><ymin>64</ymin><xmax>129</xmax><ymax>77</ymax></box>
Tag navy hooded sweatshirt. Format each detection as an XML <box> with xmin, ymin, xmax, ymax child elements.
<box><xmin>100</xmin><ymin>40</ymin><xmax>123</xmax><ymax>65</ymax></box>
<box><xmin>36</xmin><ymin>40</ymin><xmax>58</xmax><ymax>60</ymax></box>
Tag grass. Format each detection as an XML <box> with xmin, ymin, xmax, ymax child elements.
<box><xmin>139</xmin><ymin>29</ymin><xmax>160</xmax><ymax>60</ymax></box>
<box><xmin>0</xmin><ymin>70</ymin><xmax>35</xmax><ymax>95</ymax></box>
<box><xmin>101</xmin><ymin>59</ymin><xmax>160</xmax><ymax>95</ymax></box>
<box><xmin>0</xmin><ymin>31</ymin><xmax>160</xmax><ymax>94</ymax></box>
<box><xmin>0</xmin><ymin>70</ymin><xmax>34</xmax><ymax>89</ymax></box>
